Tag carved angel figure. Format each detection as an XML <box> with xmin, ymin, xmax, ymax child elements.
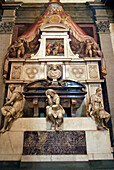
<box><xmin>85</xmin><ymin>39</ymin><xmax>93</xmax><ymax>58</ymax></box>
<box><xmin>46</xmin><ymin>89</ymin><xmax>65</xmax><ymax>131</ymax></box>
<box><xmin>92</xmin><ymin>44</ymin><xmax>101</xmax><ymax>58</ymax></box>
<box><xmin>87</xmin><ymin>87</ymin><xmax>110</xmax><ymax>130</ymax></box>
<box><xmin>0</xmin><ymin>84</ymin><xmax>25</xmax><ymax>133</ymax></box>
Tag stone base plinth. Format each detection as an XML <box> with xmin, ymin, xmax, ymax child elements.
<box><xmin>0</xmin><ymin>118</ymin><xmax>113</xmax><ymax>161</ymax></box>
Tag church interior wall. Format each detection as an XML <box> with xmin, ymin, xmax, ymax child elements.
<box><xmin>0</xmin><ymin>0</ymin><xmax>114</xmax><ymax>166</ymax></box>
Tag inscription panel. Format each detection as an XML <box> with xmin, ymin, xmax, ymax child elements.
<box><xmin>23</xmin><ymin>131</ymin><xmax>86</xmax><ymax>155</ymax></box>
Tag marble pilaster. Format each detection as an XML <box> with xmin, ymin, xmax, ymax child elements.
<box><xmin>89</xmin><ymin>0</ymin><xmax>114</xmax><ymax>146</ymax></box>
<box><xmin>0</xmin><ymin>2</ymin><xmax>22</xmax><ymax>127</ymax></box>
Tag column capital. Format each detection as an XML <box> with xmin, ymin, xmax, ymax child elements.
<box><xmin>0</xmin><ymin>21</ymin><xmax>14</xmax><ymax>33</ymax></box>
<box><xmin>96</xmin><ymin>20</ymin><xmax>110</xmax><ymax>33</ymax></box>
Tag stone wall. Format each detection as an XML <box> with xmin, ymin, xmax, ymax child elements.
<box><xmin>15</xmin><ymin>3</ymin><xmax>94</xmax><ymax>24</ymax></box>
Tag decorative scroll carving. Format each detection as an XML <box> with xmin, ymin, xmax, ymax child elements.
<box><xmin>25</xmin><ymin>67</ymin><xmax>39</xmax><ymax>79</ymax></box>
<box><xmin>0</xmin><ymin>84</ymin><xmax>25</xmax><ymax>133</ymax></box>
<box><xmin>46</xmin><ymin>89</ymin><xmax>65</xmax><ymax>131</ymax></box>
<box><xmin>88</xmin><ymin>65</ymin><xmax>98</xmax><ymax>79</ymax></box>
<box><xmin>87</xmin><ymin>87</ymin><xmax>110</xmax><ymax>130</ymax></box>
<box><xmin>11</xmin><ymin>66</ymin><xmax>21</xmax><ymax>79</ymax></box>
<box><xmin>71</xmin><ymin>67</ymin><xmax>84</xmax><ymax>79</ymax></box>
<box><xmin>0</xmin><ymin>22</ymin><xmax>14</xmax><ymax>33</ymax></box>
<box><xmin>97</xmin><ymin>21</ymin><xmax>109</xmax><ymax>33</ymax></box>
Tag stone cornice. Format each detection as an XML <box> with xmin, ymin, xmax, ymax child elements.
<box><xmin>2</xmin><ymin>2</ymin><xmax>23</xmax><ymax>9</ymax></box>
<box><xmin>5</xmin><ymin>0</ymin><xmax>95</xmax><ymax>3</ymax></box>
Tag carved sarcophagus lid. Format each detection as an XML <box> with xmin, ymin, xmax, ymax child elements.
<box><xmin>23</xmin><ymin>79</ymin><xmax>86</xmax><ymax>110</ymax></box>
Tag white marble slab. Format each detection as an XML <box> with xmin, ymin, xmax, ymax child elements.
<box><xmin>88</xmin><ymin>153</ymin><xmax>113</xmax><ymax>160</ymax></box>
<box><xmin>0</xmin><ymin>131</ymin><xmax>23</xmax><ymax>155</ymax></box>
<box><xmin>21</xmin><ymin>155</ymin><xmax>88</xmax><ymax>162</ymax></box>
<box><xmin>63</xmin><ymin>118</ymin><xmax>97</xmax><ymax>130</ymax></box>
<box><xmin>10</xmin><ymin>118</ymin><xmax>97</xmax><ymax>131</ymax></box>
<box><xmin>86</xmin><ymin>130</ymin><xmax>112</xmax><ymax>154</ymax></box>
<box><xmin>0</xmin><ymin>155</ymin><xmax>22</xmax><ymax>161</ymax></box>
<box><xmin>21</xmin><ymin>155</ymin><xmax>52</xmax><ymax>162</ymax></box>
<box><xmin>10</xmin><ymin>118</ymin><xmax>47</xmax><ymax>131</ymax></box>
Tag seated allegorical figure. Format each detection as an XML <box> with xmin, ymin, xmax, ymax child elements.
<box><xmin>87</xmin><ymin>87</ymin><xmax>110</xmax><ymax>130</ymax></box>
<box><xmin>0</xmin><ymin>84</ymin><xmax>25</xmax><ymax>133</ymax></box>
<box><xmin>46</xmin><ymin>89</ymin><xmax>65</xmax><ymax>131</ymax></box>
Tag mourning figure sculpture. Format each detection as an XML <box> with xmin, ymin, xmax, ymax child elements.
<box><xmin>46</xmin><ymin>89</ymin><xmax>65</xmax><ymax>131</ymax></box>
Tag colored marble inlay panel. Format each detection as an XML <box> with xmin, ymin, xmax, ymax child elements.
<box><xmin>23</xmin><ymin>131</ymin><xmax>86</xmax><ymax>155</ymax></box>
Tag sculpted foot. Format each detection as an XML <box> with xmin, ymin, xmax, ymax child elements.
<box><xmin>0</xmin><ymin>128</ymin><xmax>5</xmax><ymax>133</ymax></box>
<box><xmin>103</xmin><ymin>126</ymin><xmax>108</xmax><ymax>130</ymax></box>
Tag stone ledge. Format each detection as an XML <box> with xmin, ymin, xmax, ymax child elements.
<box><xmin>10</xmin><ymin>118</ymin><xmax>47</xmax><ymax>131</ymax></box>
<box><xmin>21</xmin><ymin>155</ymin><xmax>88</xmax><ymax>162</ymax></box>
<box><xmin>8</xmin><ymin>58</ymin><xmax>101</xmax><ymax>62</ymax></box>
<box><xmin>10</xmin><ymin>118</ymin><xmax>97</xmax><ymax>131</ymax></box>
<box><xmin>63</xmin><ymin>117</ymin><xmax>97</xmax><ymax>130</ymax></box>
<box><xmin>0</xmin><ymin>155</ymin><xmax>22</xmax><ymax>161</ymax></box>
<box><xmin>87</xmin><ymin>153</ymin><xmax>113</xmax><ymax>160</ymax></box>
<box><xmin>21</xmin><ymin>153</ymin><xmax>113</xmax><ymax>162</ymax></box>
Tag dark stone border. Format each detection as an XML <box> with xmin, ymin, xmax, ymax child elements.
<box><xmin>0</xmin><ymin>161</ymin><xmax>114</xmax><ymax>170</ymax></box>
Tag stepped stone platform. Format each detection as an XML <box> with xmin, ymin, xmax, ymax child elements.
<box><xmin>0</xmin><ymin>118</ymin><xmax>113</xmax><ymax>162</ymax></box>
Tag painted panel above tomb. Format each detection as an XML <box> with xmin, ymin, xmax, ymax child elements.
<box><xmin>46</xmin><ymin>38</ymin><xmax>64</xmax><ymax>56</ymax></box>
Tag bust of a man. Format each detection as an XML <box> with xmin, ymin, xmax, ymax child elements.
<box><xmin>48</xmin><ymin>64</ymin><xmax>61</xmax><ymax>81</ymax></box>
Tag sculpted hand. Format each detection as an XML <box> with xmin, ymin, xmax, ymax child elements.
<box><xmin>47</xmin><ymin>95</ymin><xmax>50</xmax><ymax>99</ymax></box>
<box><xmin>4</xmin><ymin>101</ymin><xmax>11</xmax><ymax>106</ymax></box>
